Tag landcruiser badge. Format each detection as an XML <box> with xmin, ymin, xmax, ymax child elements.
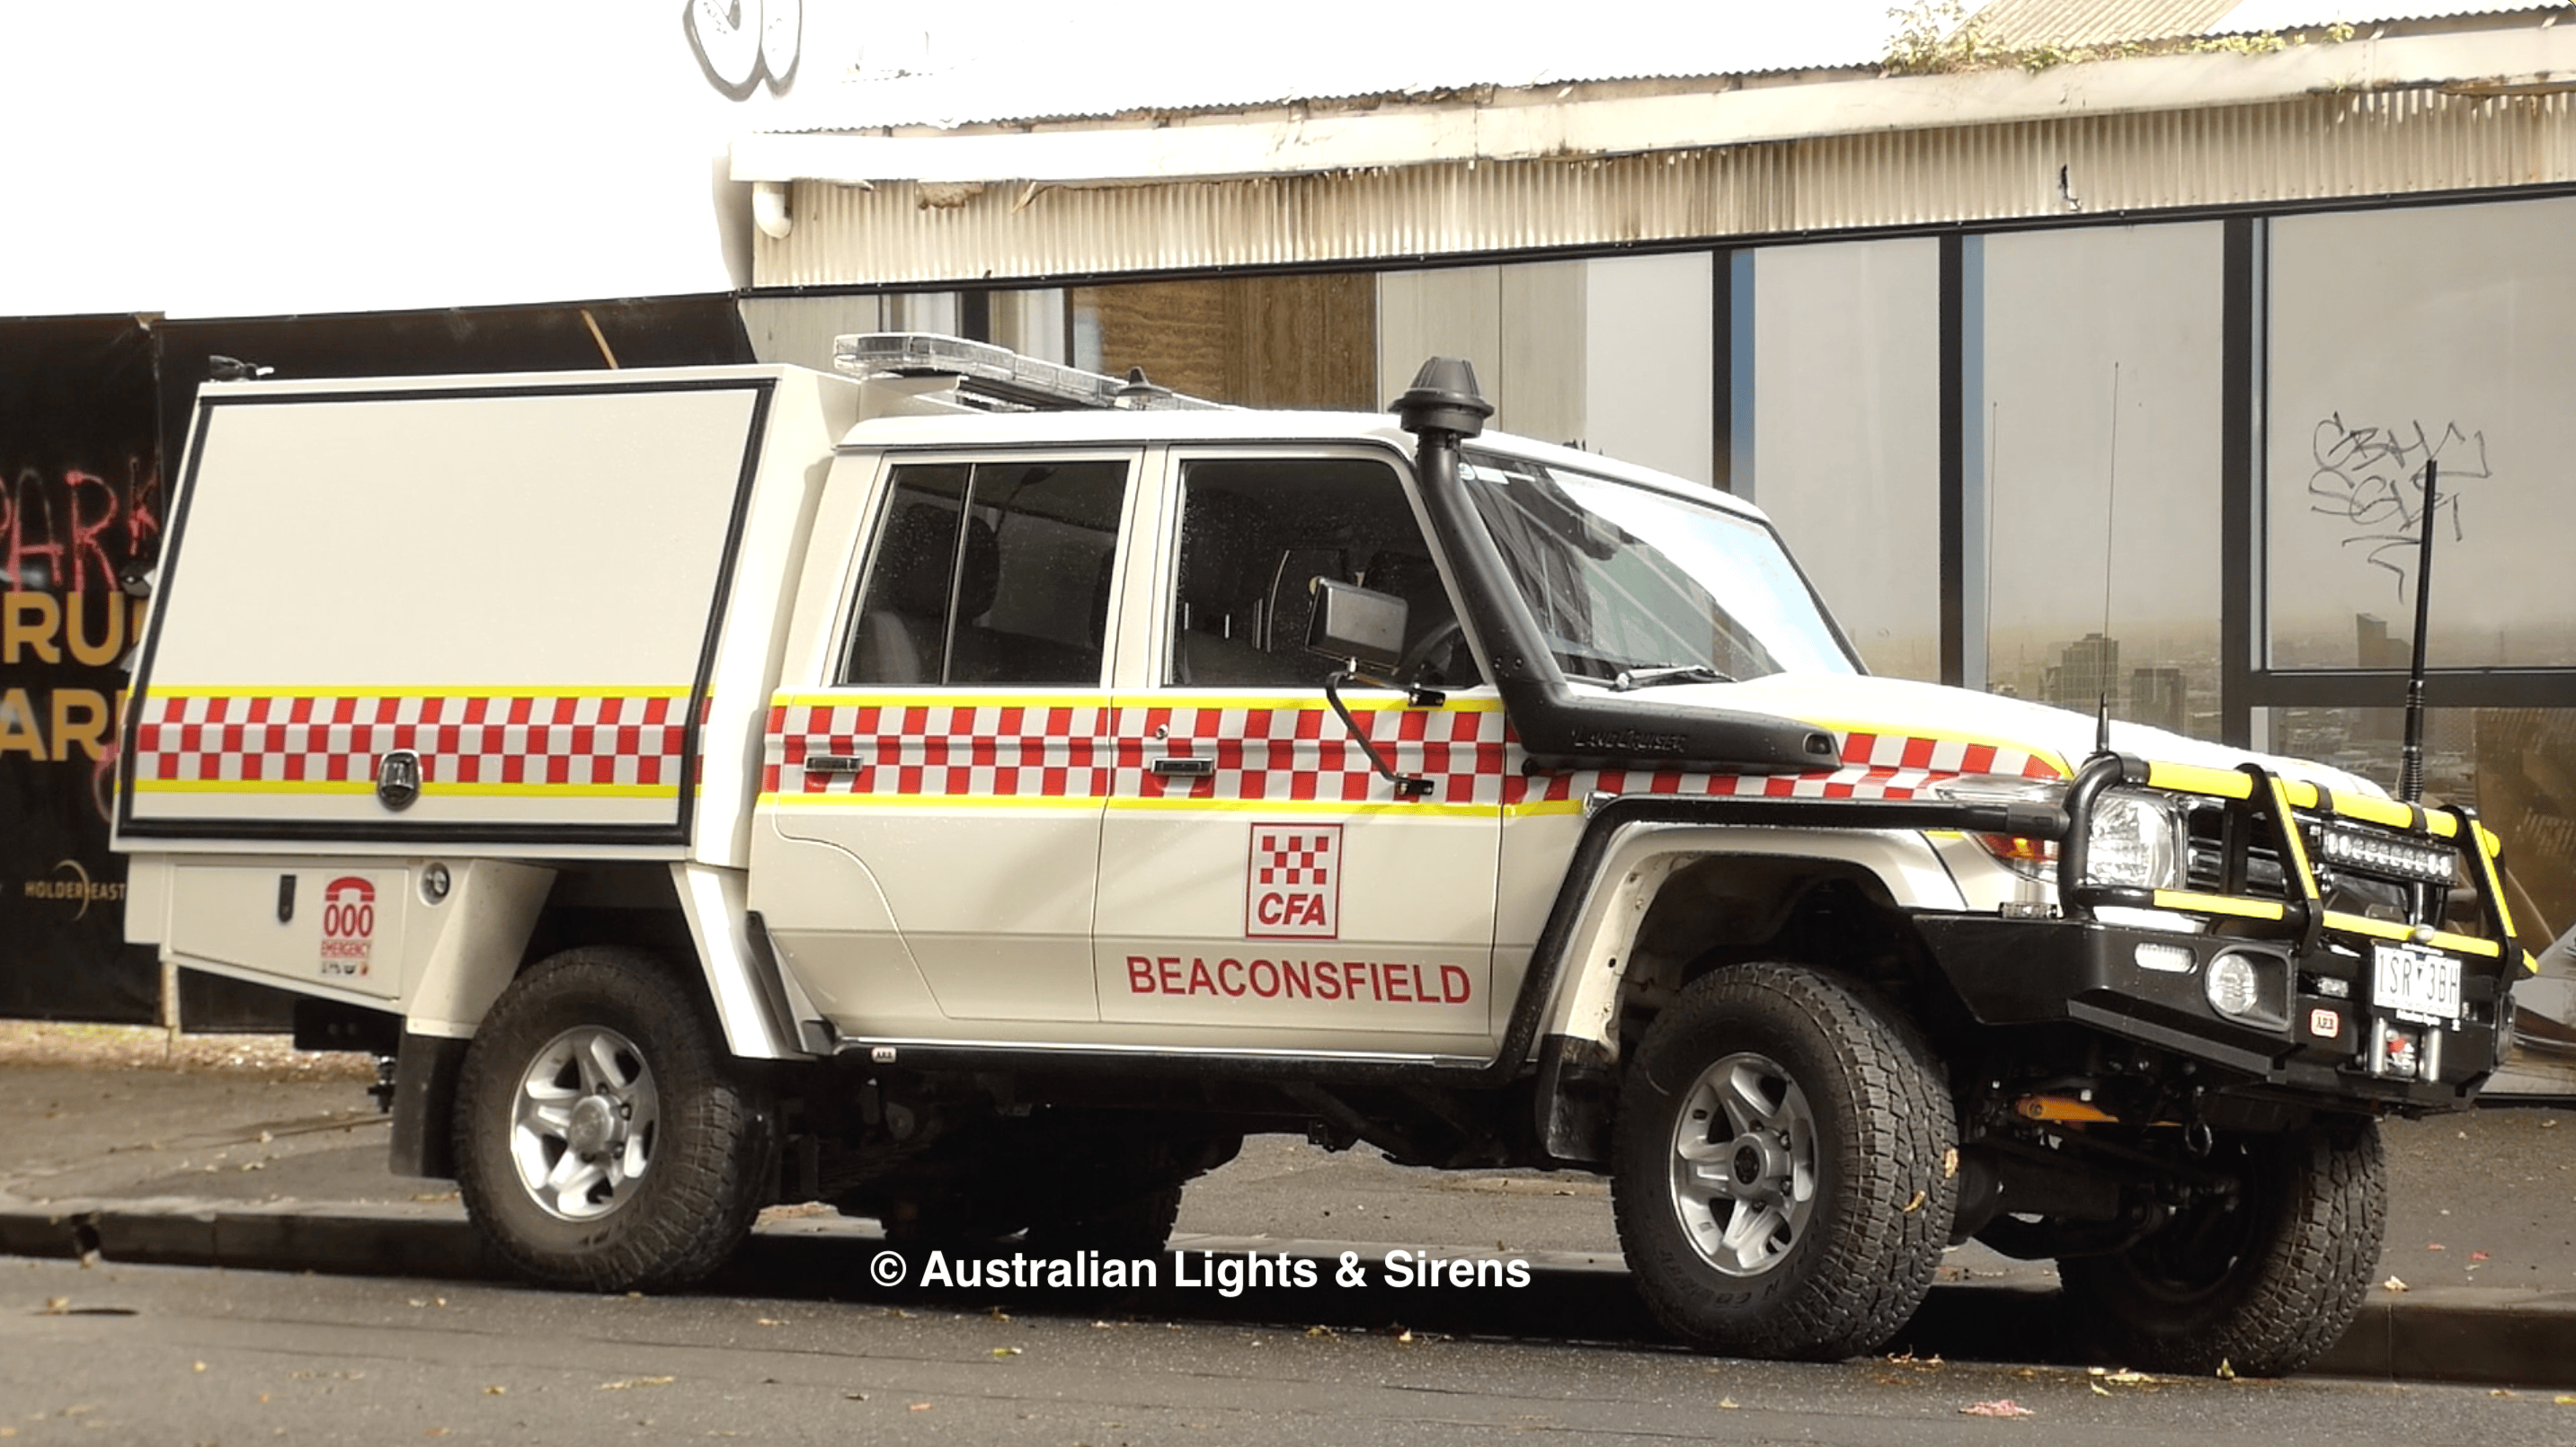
<box><xmin>1248</xmin><ymin>823</ymin><xmax>1341</xmax><ymax>940</ymax></box>
<box><xmin>374</xmin><ymin>750</ymin><xmax>422</xmax><ymax>810</ymax></box>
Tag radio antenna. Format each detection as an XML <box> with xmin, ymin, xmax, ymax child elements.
<box><xmin>2093</xmin><ymin>364</ymin><xmax>2123</xmax><ymax>758</ymax></box>
<box><xmin>2398</xmin><ymin>458</ymin><xmax>2439</xmax><ymax>803</ymax></box>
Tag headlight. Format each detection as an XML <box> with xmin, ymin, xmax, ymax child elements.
<box><xmin>2083</xmin><ymin>789</ymin><xmax>2185</xmax><ymax>891</ymax></box>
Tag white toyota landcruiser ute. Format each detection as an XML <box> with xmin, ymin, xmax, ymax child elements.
<box><xmin>115</xmin><ymin>335</ymin><xmax>2530</xmax><ymax>1374</ymax></box>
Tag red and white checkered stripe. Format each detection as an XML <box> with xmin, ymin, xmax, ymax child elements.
<box><xmin>764</xmin><ymin>698</ymin><xmax>2062</xmax><ymax>810</ymax></box>
<box><xmin>767</xmin><ymin>702</ymin><xmax>1118</xmax><ymax>800</ymax></box>
<box><xmin>1834</xmin><ymin>730</ymin><xmax>2060</xmax><ymax>781</ymax></box>
<box><xmin>1113</xmin><ymin>705</ymin><xmax>1507</xmax><ymax>806</ymax></box>
<box><xmin>131</xmin><ymin>693</ymin><xmax>697</xmax><ymax>790</ymax></box>
<box><xmin>766</xmin><ymin>699</ymin><xmax>1511</xmax><ymax>805</ymax></box>
<box><xmin>1506</xmin><ymin>728</ymin><xmax>2063</xmax><ymax>807</ymax></box>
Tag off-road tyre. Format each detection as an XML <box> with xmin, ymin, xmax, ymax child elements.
<box><xmin>1612</xmin><ymin>963</ymin><xmax>1956</xmax><ymax>1362</ymax></box>
<box><xmin>2058</xmin><ymin>1117</ymin><xmax>2385</xmax><ymax>1377</ymax></box>
<box><xmin>454</xmin><ymin>946</ymin><xmax>777</xmax><ymax>1292</ymax></box>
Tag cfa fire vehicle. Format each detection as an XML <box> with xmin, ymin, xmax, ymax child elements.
<box><xmin>114</xmin><ymin>335</ymin><xmax>2529</xmax><ymax>1375</ymax></box>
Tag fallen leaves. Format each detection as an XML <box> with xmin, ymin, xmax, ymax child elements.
<box><xmin>1959</xmin><ymin>1398</ymin><xmax>2032</xmax><ymax>1418</ymax></box>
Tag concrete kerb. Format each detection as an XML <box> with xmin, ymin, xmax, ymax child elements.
<box><xmin>4</xmin><ymin>1194</ymin><xmax>2572</xmax><ymax>1389</ymax></box>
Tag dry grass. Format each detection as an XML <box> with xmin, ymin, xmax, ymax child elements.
<box><xmin>0</xmin><ymin>1020</ymin><xmax>378</xmax><ymax>1081</ymax></box>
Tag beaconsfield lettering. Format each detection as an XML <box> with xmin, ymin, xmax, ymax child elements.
<box><xmin>1124</xmin><ymin>954</ymin><xmax>1473</xmax><ymax>1006</ymax></box>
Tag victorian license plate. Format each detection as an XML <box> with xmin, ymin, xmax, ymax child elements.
<box><xmin>2372</xmin><ymin>942</ymin><xmax>2463</xmax><ymax>1023</ymax></box>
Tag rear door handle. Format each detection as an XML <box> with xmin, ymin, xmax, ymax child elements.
<box><xmin>805</xmin><ymin>753</ymin><xmax>866</xmax><ymax>773</ymax></box>
<box><xmin>1150</xmin><ymin>757</ymin><xmax>1215</xmax><ymax>777</ymax></box>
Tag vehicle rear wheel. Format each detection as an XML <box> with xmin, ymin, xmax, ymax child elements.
<box><xmin>1612</xmin><ymin>963</ymin><xmax>1956</xmax><ymax>1361</ymax></box>
<box><xmin>454</xmin><ymin>946</ymin><xmax>777</xmax><ymax>1292</ymax></box>
<box><xmin>2058</xmin><ymin>1118</ymin><xmax>2385</xmax><ymax>1377</ymax></box>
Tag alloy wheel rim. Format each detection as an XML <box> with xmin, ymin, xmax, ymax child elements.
<box><xmin>1668</xmin><ymin>1051</ymin><xmax>1819</xmax><ymax>1277</ymax></box>
<box><xmin>509</xmin><ymin>1025</ymin><xmax>660</xmax><ymax>1221</ymax></box>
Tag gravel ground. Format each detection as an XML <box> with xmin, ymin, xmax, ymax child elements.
<box><xmin>0</xmin><ymin>1020</ymin><xmax>376</xmax><ymax>1081</ymax></box>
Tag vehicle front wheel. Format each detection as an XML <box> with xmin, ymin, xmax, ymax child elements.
<box><xmin>1612</xmin><ymin>963</ymin><xmax>1956</xmax><ymax>1361</ymax></box>
<box><xmin>2058</xmin><ymin>1118</ymin><xmax>2385</xmax><ymax>1377</ymax></box>
<box><xmin>454</xmin><ymin>946</ymin><xmax>777</xmax><ymax>1292</ymax></box>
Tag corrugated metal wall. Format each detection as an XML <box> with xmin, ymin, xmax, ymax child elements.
<box><xmin>754</xmin><ymin>86</ymin><xmax>2573</xmax><ymax>288</ymax></box>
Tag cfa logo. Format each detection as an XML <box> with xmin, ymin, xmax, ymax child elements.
<box><xmin>1247</xmin><ymin>823</ymin><xmax>1340</xmax><ymax>941</ymax></box>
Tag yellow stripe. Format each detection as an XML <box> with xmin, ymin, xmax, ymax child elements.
<box><xmin>1109</xmin><ymin>795</ymin><xmax>1493</xmax><ymax>819</ymax></box>
<box><xmin>2144</xmin><ymin>761</ymin><xmax>2254</xmax><ymax>800</ymax></box>
<box><xmin>2151</xmin><ymin>890</ymin><xmax>2285</xmax><ymax>920</ymax></box>
<box><xmin>133</xmin><ymin>778</ymin><xmax>681</xmax><ymax>800</ymax></box>
<box><xmin>759</xmin><ymin>791</ymin><xmax>1106</xmax><ymax>812</ymax></box>
<box><xmin>2320</xmin><ymin>911</ymin><xmax>2501</xmax><ymax>957</ymax></box>
<box><xmin>2326</xmin><ymin>792</ymin><xmax>2418</xmax><ymax>834</ymax></box>
<box><xmin>2266</xmin><ymin>775</ymin><xmax>2320</xmax><ymax>898</ymax></box>
<box><xmin>768</xmin><ymin>689</ymin><xmax>1508</xmax><ymax>714</ymax></box>
<box><xmin>144</xmin><ymin>684</ymin><xmax>694</xmax><ymax>700</ymax></box>
<box><xmin>2465</xmin><ymin>820</ymin><xmax>2519</xmax><ymax>944</ymax></box>
<box><xmin>759</xmin><ymin>791</ymin><xmax>1492</xmax><ymax>819</ymax></box>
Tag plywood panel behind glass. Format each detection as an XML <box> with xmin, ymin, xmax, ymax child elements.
<box><xmin>1074</xmin><ymin>274</ymin><xmax>1375</xmax><ymax>410</ymax></box>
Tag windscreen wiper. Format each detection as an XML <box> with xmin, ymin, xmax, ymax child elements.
<box><xmin>1611</xmin><ymin>663</ymin><xmax>1735</xmax><ymax>692</ymax></box>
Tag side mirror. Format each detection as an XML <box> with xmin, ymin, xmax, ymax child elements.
<box><xmin>1303</xmin><ymin>578</ymin><xmax>1408</xmax><ymax>672</ymax></box>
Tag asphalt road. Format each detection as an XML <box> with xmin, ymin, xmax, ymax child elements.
<box><xmin>9</xmin><ymin>1255</ymin><xmax>2576</xmax><ymax>1447</ymax></box>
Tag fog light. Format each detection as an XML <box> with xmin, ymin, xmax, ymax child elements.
<box><xmin>2204</xmin><ymin>950</ymin><xmax>2287</xmax><ymax>1027</ymax></box>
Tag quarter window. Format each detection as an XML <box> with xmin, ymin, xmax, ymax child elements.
<box><xmin>842</xmin><ymin>459</ymin><xmax>1130</xmax><ymax>686</ymax></box>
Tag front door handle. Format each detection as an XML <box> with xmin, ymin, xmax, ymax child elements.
<box><xmin>805</xmin><ymin>753</ymin><xmax>866</xmax><ymax>773</ymax></box>
<box><xmin>1150</xmin><ymin>757</ymin><xmax>1215</xmax><ymax>777</ymax></box>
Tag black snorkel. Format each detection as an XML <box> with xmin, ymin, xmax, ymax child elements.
<box><xmin>1394</xmin><ymin>358</ymin><xmax>1839</xmax><ymax>775</ymax></box>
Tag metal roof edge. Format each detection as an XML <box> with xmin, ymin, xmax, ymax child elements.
<box><xmin>733</xmin><ymin>24</ymin><xmax>2576</xmax><ymax>185</ymax></box>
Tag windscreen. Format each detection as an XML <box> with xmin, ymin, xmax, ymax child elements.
<box><xmin>1460</xmin><ymin>452</ymin><xmax>1859</xmax><ymax>684</ymax></box>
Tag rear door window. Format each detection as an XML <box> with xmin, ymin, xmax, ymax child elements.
<box><xmin>842</xmin><ymin>458</ymin><xmax>1132</xmax><ymax>686</ymax></box>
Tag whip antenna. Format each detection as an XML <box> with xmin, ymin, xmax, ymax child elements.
<box><xmin>2398</xmin><ymin>459</ymin><xmax>2439</xmax><ymax>803</ymax></box>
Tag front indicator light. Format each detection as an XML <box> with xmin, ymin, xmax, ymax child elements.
<box><xmin>2134</xmin><ymin>943</ymin><xmax>2194</xmax><ymax>974</ymax></box>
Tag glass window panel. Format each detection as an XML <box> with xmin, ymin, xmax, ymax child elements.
<box><xmin>1981</xmin><ymin>223</ymin><xmax>2225</xmax><ymax>740</ymax></box>
<box><xmin>1748</xmin><ymin>238</ymin><xmax>1942</xmax><ymax>683</ymax></box>
<box><xmin>1168</xmin><ymin>457</ymin><xmax>1472</xmax><ymax>689</ymax></box>
<box><xmin>843</xmin><ymin>459</ymin><xmax>1128</xmax><ymax>686</ymax></box>
<box><xmin>2268</xmin><ymin>197</ymin><xmax>2576</xmax><ymax>670</ymax></box>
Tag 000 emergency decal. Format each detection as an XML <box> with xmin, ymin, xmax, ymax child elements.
<box><xmin>317</xmin><ymin>875</ymin><xmax>375</xmax><ymax>979</ymax></box>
